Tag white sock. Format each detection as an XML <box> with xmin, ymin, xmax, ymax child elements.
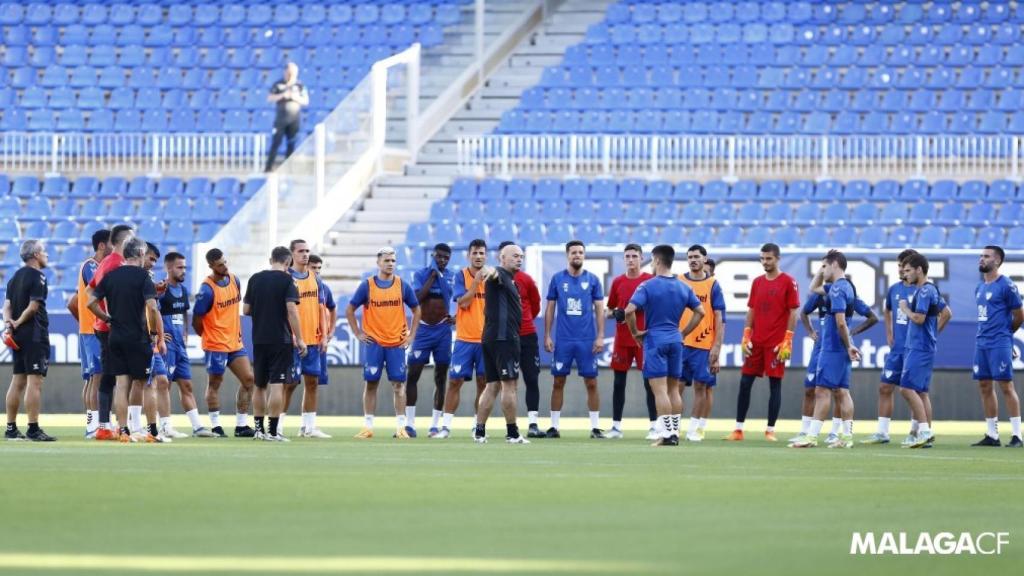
<box><xmin>588</xmin><ymin>411</ymin><xmax>599</xmax><ymax>429</ymax></box>
<box><xmin>843</xmin><ymin>420</ymin><xmax>853</xmax><ymax>435</ymax></box>
<box><xmin>300</xmin><ymin>412</ymin><xmax>313</xmax><ymax>432</ymax></box>
<box><xmin>87</xmin><ymin>410</ymin><xmax>99</xmax><ymax>432</ymax></box>
<box><xmin>734</xmin><ymin>420</ymin><xmax>744</xmax><ymax>431</ymax></box>
<box><xmin>430</xmin><ymin>409</ymin><xmax>442</xmax><ymax>428</ymax></box>
<box><xmin>877</xmin><ymin>416</ymin><xmax>891</xmax><ymax>436</ymax></box>
<box><xmin>528</xmin><ymin>410</ymin><xmax>538</xmax><ymax>425</ymax></box>
<box><xmin>687</xmin><ymin>417</ymin><xmax>700</xmax><ymax>435</ymax></box>
<box><xmin>159</xmin><ymin>416</ymin><xmax>171</xmax><ymax>431</ymax></box>
<box><xmin>649</xmin><ymin>419</ymin><xmax>657</xmax><ymax>429</ymax></box>
<box><xmin>830</xmin><ymin>417</ymin><xmax>842</xmax><ymax>435</ymax></box>
<box><xmin>910</xmin><ymin>419</ymin><xmax>919</xmax><ymax>434</ymax></box>
<box><xmin>698</xmin><ymin>417</ymin><xmax>707</xmax><ymax>429</ymax></box>
<box><xmin>670</xmin><ymin>414</ymin><xmax>681</xmax><ymax>433</ymax></box>
<box><xmin>660</xmin><ymin>415</ymin><xmax>672</xmax><ymax>438</ymax></box>
<box><xmin>1010</xmin><ymin>416</ymin><xmax>1021</xmax><ymax>438</ymax></box>
<box><xmin>800</xmin><ymin>415</ymin><xmax>812</xmax><ymax>434</ymax></box>
<box><xmin>209</xmin><ymin>410</ymin><xmax>221</xmax><ymax>428</ymax></box>
<box><xmin>128</xmin><ymin>405</ymin><xmax>143</xmax><ymax>433</ymax></box>
<box><xmin>442</xmin><ymin>413</ymin><xmax>453</xmax><ymax>429</ymax></box>
<box><xmin>277</xmin><ymin>414</ymin><xmax>286</xmax><ymax>435</ymax></box>
<box><xmin>550</xmin><ymin>411</ymin><xmax>561</xmax><ymax>430</ymax></box>
<box><xmin>397</xmin><ymin>414</ymin><xmax>407</xmax><ymax>429</ymax></box>
<box><xmin>986</xmin><ymin>417</ymin><xmax>999</xmax><ymax>439</ymax></box>
<box><xmin>919</xmin><ymin>422</ymin><xmax>931</xmax><ymax>435</ymax></box>
<box><xmin>186</xmin><ymin>409</ymin><xmax>202</xmax><ymax>430</ymax></box>
<box><xmin>405</xmin><ymin>406</ymin><xmax>416</xmax><ymax>428</ymax></box>
<box><xmin>364</xmin><ymin>414</ymin><xmax>375</xmax><ymax>429</ymax></box>
<box><xmin>766</xmin><ymin>425</ymin><xmax>775</xmax><ymax>433</ymax></box>
<box><xmin>236</xmin><ymin>413</ymin><xmax>248</xmax><ymax>428</ymax></box>
<box><xmin>808</xmin><ymin>419</ymin><xmax>824</xmax><ymax>437</ymax></box>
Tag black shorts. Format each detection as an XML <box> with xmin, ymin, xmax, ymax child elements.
<box><xmin>254</xmin><ymin>344</ymin><xmax>294</xmax><ymax>388</ymax></box>
<box><xmin>98</xmin><ymin>330</ymin><xmax>111</xmax><ymax>376</ymax></box>
<box><xmin>12</xmin><ymin>340</ymin><xmax>49</xmax><ymax>376</ymax></box>
<box><xmin>107</xmin><ymin>338</ymin><xmax>153</xmax><ymax>380</ymax></box>
<box><xmin>483</xmin><ymin>340</ymin><xmax>520</xmax><ymax>383</ymax></box>
<box><xmin>519</xmin><ymin>333</ymin><xmax>539</xmax><ymax>381</ymax></box>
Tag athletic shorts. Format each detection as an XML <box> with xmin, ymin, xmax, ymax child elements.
<box><xmin>900</xmin><ymin>349</ymin><xmax>935</xmax><ymax>393</ymax></box>
<box><xmin>551</xmin><ymin>340</ymin><xmax>598</xmax><ymax>378</ymax></box>
<box><xmin>164</xmin><ymin>342</ymin><xmax>192</xmax><ymax>381</ymax></box>
<box><xmin>519</xmin><ymin>333</ymin><xmax>540</xmax><ymax>381</ymax></box>
<box><xmin>741</xmin><ymin>342</ymin><xmax>786</xmax><ymax>379</ymax></box>
<box><xmin>682</xmin><ymin>345</ymin><xmax>715</xmax><ymax>386</ymax></box>
<box><xmin>319</xmin><ymin>349</ymin><xmax>329</xmax><ymax>385</ymax></box>
<box><xmin>12</xmin><ymin>339</ymin><xmax>49</xmax><ymax>376</ymax></box>
<box><xmin>108</xmin><ymin>338</ymin><xmax>153</xmax><ymax>380</ymax></box>
<box><xmin>483</xmin><ymin>340</ymin><xmax>521</xmax><ymax>383</ymax></box>
<box><xmin>293</xmin><ymin>346</ymin><xmax>321</xmax><ymax>381</ymax></box>
<box><xmin>150</xmin><ymin>349</ymin><xmax>168</xmax><ymax>379</ymax></box>
<box><xmin>610</xmin><ymin>342</ymin><xmax>643</xmax><ymax>372</ymax></box>
<box><xmin>450</xmin><ymin>340</ymin><xmax>485</xmax><ymax>380</ymax></box>
<box><xmin>880</xmin><ymin>351</ymin><xmax>904</xmax><ymax>385</ymax></box>
<box><xmin>973</xmin><ymin>346</ymin><xmax>1013</xmax><ymax>381</ymax></box>
<box><xmin>254</xmin><ymin>344</ymin><xmax>294</xmax><ymax>388</ymax></box>
<box><xmin>204</xmin><ymin>349</ymin><xmax>248</xmax><ymax>375</ymax></box>
<box><xmin>79</xmin><ymin>333</ymin><xmax>102</xmax><ymax>379</ymax></box>
<box><xmin>804</xmin><ymin>344</ymin><xmax>821</xmax><ymax>388</ymax></box>
<box><xmin>409</xmin><ymin>322</ymin><xmax>453</xmax><ymax>366</ymax></box>
<box><xmin>814</xmin><ymin>351</ymin><xmax>851</xmax><ymax>390</ymax></box>
<box><xmin>364</xmin><ymin>341</ymin><xmax>406</xmax><ymax>382</ymax></box>
<box><xmin>642</xmin><ymin>340</ymin><xmax>683</xmax><ymax>380</ymax></box>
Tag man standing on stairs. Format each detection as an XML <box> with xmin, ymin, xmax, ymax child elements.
<box><xmin>264</xmin><ymin>62</ymin><xmax>309</xmax><ymax>173</ymax></box>
<box><xmin>406</xmin><ymin>244</ymin><xmax>455</xmax><ymax>438</ymax></box>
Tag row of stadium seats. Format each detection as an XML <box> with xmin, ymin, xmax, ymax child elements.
<box><xmin>0</xmin><ymin>175</ymin><xmax>264</xmax><ymax>198</ymax></box>
<box><xmin>496</xmin><ymin>108</ymin><xmax>1024</xmax><ymax>134</ymax></box>
<box><xmin>404</xmin><ymin>220</ymin><xmax>1018</xmax><ymax>250</ymax></box>
<box><xmin>0</xmin><ymin>2</ymin><xmax>464</xmax><ymax>28</ymax></box>
<box><xmin>446</xmin><ymin>178</ymin><xmax>1023</xmax><ymax>202</ymax></box>
<box><xmin>1</xmin><ymin>217</ymin><xmax>210</xmax><ymax>247</ymax></box>
<box><xmin>0</xmin><ymin>196</ymin><xmax>247</xmax><ymax>224</ymax></box>
<box><xmin>0</xmin><ymin>107</ymin><xmax>316</xmax><ymax>133</ymax></box>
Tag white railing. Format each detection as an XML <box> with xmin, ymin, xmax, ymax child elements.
<box><xmin>457</xmin><ymin>134</ymin><xmax>1024</xmax><ymax>182</ymax></box>
<box><xmin>0</xmin><ymin>131</ymin><xmax>265</xmax><ymax>176</ymax></box>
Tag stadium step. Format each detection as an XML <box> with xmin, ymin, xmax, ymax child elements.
<box><xmin>353</xmin><ymin>210</ymin><xmax>426</xmax><ymax>224</ymax></box>
<box><xmin>370</xmin><ymin>186</ymin><xmax>449</xmax><ymax>201</ymax></box>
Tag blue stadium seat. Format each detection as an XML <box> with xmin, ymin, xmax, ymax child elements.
<box><xmin>945</xmin><ymin>226</ymin><xmax>976</xmax><ymax>248</ymax></box>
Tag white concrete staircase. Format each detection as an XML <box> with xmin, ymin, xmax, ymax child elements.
<box><xmin>323</xmin><ymin>0</ymin><xmax>612</xmax><ymax>296</ymax></box>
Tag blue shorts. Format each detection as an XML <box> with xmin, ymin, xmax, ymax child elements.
<box><xmin>293</xmin><ymin>347</ymin><xmax>322</xmax><ymax>381</ymax></box>
<box><xmin>150</xmin><ymin>350</ymin><xmax>168</xmax><ymax>379</ymax></box>
<box><xmin>643</xmin><ymin>341</ymin><xmax>683</xmax><ymax>380</ymax></box>
<box><xmin>450</xmin><ymin>340</ymin><xmax>485</xmax><ymax>380</ymax></box>
<box><xmin>409</xmin><ymin>322</ymin><xmax>453</xmax><ymax>366</ymax></box>
<box><xmin>814</xmin><ymin>351</ymin><xmax>851</xmax><ymax>389</ymax></box>
<box><xmin>551</xmin><ymin>340</ymin><xmax>598</xmax><ymax>378</ymax></box>
<box><xmin>364</xmin><ymin>341</ymin><xmax>406</xmax><ymax>382</ymax></box>
<box><xmin>682</xmin><ymin>345</ymin><xmax>715</xmax><ymax>386</ymax></box>
<box><xmin>205</xmin><ymin>349</ymin><xmax>248</xmax><ymax>375</ymax></box>
<box><xmin>900</xmin><ymin>349</ymin><xmax>934</xmax><ymax>393</ymax></box>
<box><xmin>804</xmin><ymin>345</ymin><xmax>821</xmax><ymax>388</ymax></box>
<box><xmin>881</xmin><ymin>351</ymin><xmax>904</xmax><ymax>385</ymax></box>
<box><xmin>164</xmin><ymin>342</ymin><xmax>192</xmax><ymax>381</ymax></box>
<box><xmin>79</xmin><ymin>334</ymin><xmax>102</xmax><ymax>380</ymax></box>
<box><xmin>973</xmin><ymin>346</ymin><xmax>1013</xmax><ymax>381</ymax></box>
<box><xmin>319</xmin><ymin>350</ymin><xmax>329</xmax><ymax>385</ymax></box>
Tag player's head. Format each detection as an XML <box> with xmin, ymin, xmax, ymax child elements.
<box><xmin>110</xmin><ymin>224</ymin><xmax>134</xmax><ymax>252</ymax></box>
<box><xmin>897</xmin><ymin>249</ymin><xmax>919</xmax><ymax>282</ymax></box>
<box><xmin>704</xmin><ymin>257</ymin><xmax>716</xmax><ymax>277</ymax></box>
<box><xmin>308</xmin><ymin>254</ymin><xmax>323</xmax><ymax>275</ymax></box>
<box><xmin>651</xmin><ymin>244</ymin><xmax>675</xmax><ymax>272</ymax></box>
<box><xmin>687</xmin><ymin>244</ymin><xmax>707</xmax><ymax>274</ymax></box>
<box><xmin>285</xmin><ymin>61</ymin><xmax>299</xmax><ymax>81</ymax></box>
<box><xmin>980</xmin><ymin>245</ymin><xmax>1005</xmax><ymax>274</ymax></box>
<box><xmin>270</xmin><ymin>246</ymin><xmax>291</xmax><ymax>268</ymax></box>
<box><xmin>205</xmin><ymin>248</ymin><xmax>229</xmax><ymax>276</ymax></box>
<box><xmin>623</xmin><ymin>243</ymin><xmax>642</xmax><ymax>273</ymax></box>
<box><xmin>290</xmin><ymin>239</ymin><xmax>310</xmax><ymax>269</ymax></box>
<box><xmin>432</xmin><ymin>243</ymin><xmax>452</xmax><ymax>270</ymax></box>
<box><xmin>902</xmin><ymin>253</ymin><xmax>929</xmax><ymax>284</ymax></box>
<box><xmin>19</xmin><ymin>239</ymin><xmax>47</xmax><ymax>269</ymax></box>
<box><xmin>144</xmin><ymin>242</ymin><xmax>160</xmax><ymax>272</ymax></box>
<box><xmin>468</xmin><ymin>239</ymin><xmax>487</xmax><ymax>269</ymax></box>
<box><xmin>164</xmin><ymin>252</ymin><xmax>186</xmax><ymax>283</ymax></box>
<box><xmin>91</xmin><ymin>229</ymin><xmax>111</xmax><ymax>257</ymax></box>
<box><xmin>499</xmin><ymin>243</ymin><xmax>524</xmax><ymax>273</ymax></box>
<box><xmin>123</xmin><ymin>237</ymin><xmax>147</xmax><ymax>263</ymax></box>
<box><xmin>377</xmin><ymin>246</ymin><xmax>397</xmax><ymax>276</ymax></box>
<box><xmin>821</xmin><ymin>249</ymin><xmax>848</xmax><ymax>282</ymax></box>
<box><xmin>759</xmin><ymin>243</ymin><xmax>780</xmax><ymax>273</ymax></box>
<box><xmin>566</xmin><ymin>240</ymin><xmax>585</xmax><ymax>271</ymax></box>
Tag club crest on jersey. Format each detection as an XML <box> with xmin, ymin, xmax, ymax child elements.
<box><xmin>986</xmin><ymin>292</ymin><xmax>993</xmax><ymax>300</ymax></box>
<box><xmin>581</xmin><ymin>281</ymin><xmax>590</xmax><ymax>290</ymax></box>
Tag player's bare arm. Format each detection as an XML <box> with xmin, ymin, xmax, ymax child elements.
<box><xmin>850</xmin><ymin>309</ymin><xmax>879</xmax><ymax>336</ymax></box>
<box><xmin>680</xmin><ymin>304</ymin><xmax>705</xmax><ymax>339</ymax></box>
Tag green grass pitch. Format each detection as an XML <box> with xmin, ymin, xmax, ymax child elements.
<box><xmin>1</xmin><ymin>417</ymin><xmax>1021</xmax><ymax>575</ymax></box>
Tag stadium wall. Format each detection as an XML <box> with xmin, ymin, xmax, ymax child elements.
<box><xmin>22</xmin><ymin>366</ymin><xmax>1004</xmax><ymax>422</ymax></box>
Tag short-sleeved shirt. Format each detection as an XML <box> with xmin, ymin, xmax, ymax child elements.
<box><xmin>322</xmin><ymin>281</ymin><xmax>336</xmax><ymax>311</ymax></box>
<box><xmin>6</xmin><ymin>266</ymin><xmax>48</xmax><ymax>343</ymax></box>
<box><xmin>244</xmin><ymin>270</ymin><xmax>300</xmax><ymax>346</ymax></box>
<box><xmin>607</xmin><ymin>273</ymin><xmax>654</xmax><ymax>345</ymax></box>
<box><xmin>413</xmin><ymin>266</ymin><xmax>454</xmax><ymax>306</ymax></box>
<box><xmin>905</xmin><ymin>283</ymin><xmax>947</xmax><ymax>353</ymax></box>
<box><xmin>349</xmin><ymin>276</ymin><xmax>419</xmax><ymax>311</ymax></box>
<box><xmin>514</xmin><ymin>270</ymin><xmax>541</xmax><ymax>336</ymax></box>
<box><xmin>192</xmin><ymin>275</ymin><xmax>242</xmax><ymax>318</ymax></box>
<box><xmin>747</xmin><ymin>272</ymin><xmax>800</xmax><ymax>346</ymax></box>
<box><xmin>884</xmin><ymin>282</ymin><xmax>917</xmax><ymax>354</ymax></box>
<box><xmin>158</xmin><ymin>283</ymin><xmax>190</xmax><ymax>346</ymax></box>
<box><xmin>629</xmin><ymin>275</ymin><xmax>701</xmax><ymax>347</ymax></box>
<box><xmin>270</xmin><ymin>81</ymin><xmax>307</xmax><ymax>126</ymax></box>
<box><xmin>93</xmin><ymin>265</ymin><xmax>156</xmax><ymax>344</ymax></box>
<box><xmin>483</xmin><ymin>267</ymin><xmax>522</xmax><ymax>343</ymax></box>
<box><xmin>805</xmin><ymin>282</ymin><xmax>872</xmax><ymax>335</ymax></box>
<box><xmin>547</xmin><ymin>269</ymin><xmax>604</xmax><ymax>343</ymax></box>
<box><xmin>88</xmin><ymin>252</ymin><xmax>126</xmax><ymax>333</ymax></box>
<box><xmin>821</xmin><ymin>278</ymin><xmax>856</xmax><ymax>353</ymax></box>
<box><xmin>976</xmin><ymin>275</ymin><xmax>1023</xmax><ymax>349</ymax></box>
